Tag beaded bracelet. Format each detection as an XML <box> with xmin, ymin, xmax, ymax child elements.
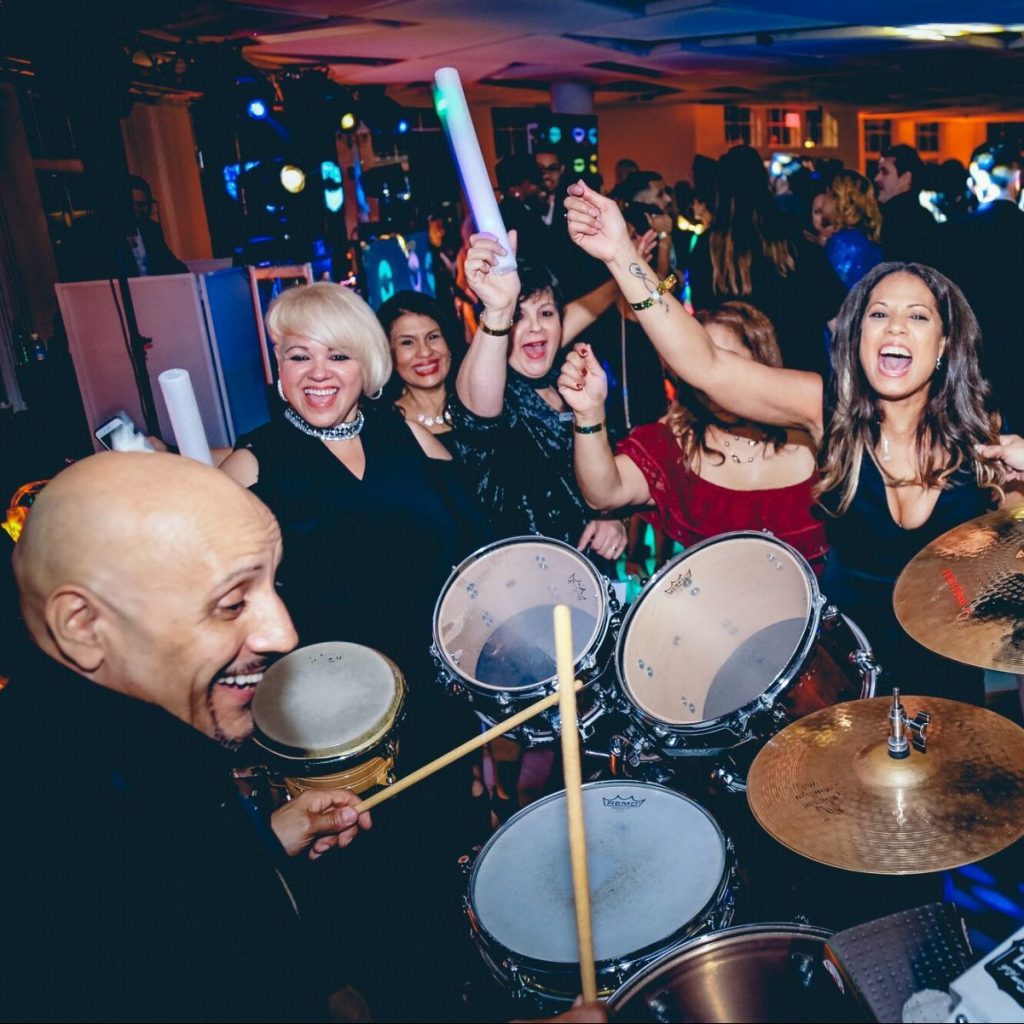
<box><xmin>479</xmin><ymin>318</ymin><xmax>513</xmax><ymax>336</ymax></box>
<box><xmin>629</xmin><ymin>272</ymin><xmax>678</xmax><ymax>311</ymax></box>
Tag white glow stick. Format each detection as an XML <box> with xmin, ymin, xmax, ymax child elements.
<box><xmin>157</xmin><ymin>368</ymin><xmax>213</xmax><ymax>465</ymax></box>
<box><xmin>433</xmin><ymin>67</ymin><xmax>517</xmax><ymax>274</ymax></box>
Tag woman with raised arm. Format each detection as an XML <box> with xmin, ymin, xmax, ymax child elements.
<box><xmin>564</xmin><ymin>180</ymin><xmax>1021</xmax><ymax>704</ymax></box>
<box><xmin>560</xmin><ymin>301</ymin><xmax>827</xmax><ymax>575</ymax></box>
<box><xmin>454</xmin><ymin>237</ymin><xmax>628</xmax><ymax>564</ymax></box>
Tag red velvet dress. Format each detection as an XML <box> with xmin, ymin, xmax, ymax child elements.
<box><xmin>617</xmin><ymin>421</ymin><xmax>828</xmax><ymax>574</ymax></box>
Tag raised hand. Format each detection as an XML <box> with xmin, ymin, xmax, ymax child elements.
<box><xmin>557</xmin><ymin>344</ymin><xmax>607</xmax><ymax>419</ymax></box>
<box><xmin>465</xmin><ymin>230</ymin><xmax>520</xmax><ymax>318</ymax></box>
<box><xmin>564</xmin><ymin>180</ymin><xmax>632</xmax><ymax>263</ymax></box>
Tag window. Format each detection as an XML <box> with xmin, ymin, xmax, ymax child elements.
<box><xmin>724</xmin><ymin>105</ymin><xmax>752</xmax><ymax>145</ymax></box>
<box><xmin>766</xmin><ymin>108</ymin><xmax>797</xmax><ymax>147</ymax></box>
<box><xmin>916</xmin><ymin>122</ymin><xmax>940</xmax><ymax>153</ymax></box>
<box><xmin>987</xmin><ymin>121</ymin><xmax>1024</xmax><ymax>151</ymax></box>
<box><xmin>864</xmin><ymin>119</ymin><xmax>892</xmax><ymax>154</ymax></box>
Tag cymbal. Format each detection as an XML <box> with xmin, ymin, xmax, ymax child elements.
<box><xmin>747</xmin><ymin>696</ymin><xmax>1024</xmax><ymax>874</ymax></box>
<box><xmin>893</xmin><ymin>506</ymin><xmax>1024</xmax><ymax>672</ymax></box>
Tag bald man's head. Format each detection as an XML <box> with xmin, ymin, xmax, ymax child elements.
<box><xmin>14</xmin><ymin>453</ymin><xmax>297</xmax><ymax>745</ymax></box>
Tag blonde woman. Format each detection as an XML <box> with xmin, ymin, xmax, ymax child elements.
<box><xmin>825</xmin><ymin>170</ymin><xmax>885</xmax><ymax>289</ymax></box>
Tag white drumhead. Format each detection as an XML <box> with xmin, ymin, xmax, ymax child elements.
<box><xmin>435</xmin><ymin>538</ymin><xmax>607</xmax><ymax>691</ymax></box>
<box><xmin>470</xmin><ymin>782</ymin><xmax>726</xmax><ymax>964</ymax></box>
<box><xmin>619</xmin><ymin>534</ymin><xmax>815</xmax><ymax>726</ymax></box>
<box><xmin>252</xmin><ymin>642</ymin><xmax>404</xmax><ymax>758</ymax></box>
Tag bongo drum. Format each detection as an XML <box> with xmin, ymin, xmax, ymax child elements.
<box><xmin>251</xmin><ymin>642</ymin><xmax>405</xmax><ymax>798</ymax></box>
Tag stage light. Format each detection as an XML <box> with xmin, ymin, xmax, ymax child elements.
<box><xmin>572</xmin><ymin>126</ymin><xmax>586</xmax><ymax>145</ymax></box>
<box><xmin>280</xmin><ymin>165</ymin><xmax>306</xmax><ymax>194</ymax></box>
<box><xmin>572</xmin><ymin>157</ymin><xmax>586</xmax><ymax>173</ymax></box>
<box><xmin>340</xmin><ymin>111</ymin><xmax>357</xmax><ymax>132</ymax></box>
<box><xmin>396</xmin><ymin>118</ymin><xmax>410</xmax><ymax>134</ymax></box>
<box><xmin>548</xmin><ymin>126</ymin><xmax>562</xmax><ymax>144</ymax></box>
<box><xmin>587</xmin><ymin>127</ymin><xmax>598</xmax><ymax>145</ymax></box>
<box><xmin>247</xmin><ymin>98</ymin><xmax>268</xmax><ymax>120</ymax></box>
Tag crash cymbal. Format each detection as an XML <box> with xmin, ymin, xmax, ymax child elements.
<box><xmin>893</xmin><ymin>506</ymin><xmax>1024</xmax><ymax>672</ymax></box>
<box><xmin>747</xmin><ymin>696</ymin><xmax>1024</xmax><ymax>874</ymax></box>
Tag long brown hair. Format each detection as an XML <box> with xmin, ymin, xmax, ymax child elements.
<box><xmin>667</xmin><ymin>302</ymin><xmax>787</xmax><ymax>465</ymax></box>
<box><xmin>709</xmin><ymin>145</ymin><xmax>796</xmax><ymax>295</ymax></box>
<box><xmin>819</xmin><ymin>262</ymin><xmax>1002</xmax><ymax>513</ymax></box>
<box><xmin>829</xmin><ymin>170</ymin><xmax>882</xmax><ymax>243</ymax></box>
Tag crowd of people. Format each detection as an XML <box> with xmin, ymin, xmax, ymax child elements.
<box><xmin>3</xmin><ymin>136</ymin><xmax>1024</xmax><ymax>1022</ymax></box>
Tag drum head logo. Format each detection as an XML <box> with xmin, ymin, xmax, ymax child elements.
<box><xmin>986</xmin><ymin>938</ymin><xmax>1024</xmax><ymax>1005</ymax></box>
<box><xmin>602</xmin><ymin>794</ymin><xmax>645</xmax><ymax>809</ymax></box>
<box><xmin>664</xmin><ymin>570</ymin><xmax>693</xmax><ymax>596</ymax></box>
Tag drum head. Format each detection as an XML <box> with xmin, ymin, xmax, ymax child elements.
<box><xmin>618</xmin><ymin>533</ymin><xmax>817</xmax><ymax>726</ymax></box>
<box><xmin>607</xmin><ymin>924</ymin><xmax>865</xmax><ymax>1023</ymax></box>
<box><xmin>470</xmin><ymin>781</ymin><xmax>727</xmax><ymax>965</ymax></box>
<box><xmin>434</xmin><ymin>538</ymin><xmax>607</xmax><ymax>692</ymax></box>
<box><xmin>252</xmin><ymin>642</ymin><xmax>404</xmax><ymax>761</ymax></box>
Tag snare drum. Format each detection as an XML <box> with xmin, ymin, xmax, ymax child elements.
<box><xmin>466</xmin><ymin>780</ymin><xmax>734</xmax><ymax>1006</ymax></box>
<box><xmin>432</xmin><ymin>537</ymin><xmax>619</xmax><ymax>744</ymax></box>
<box><xmin>607</xmin><ymin>924</ymin><xmax>864</xmax><ymax>1023</ymax></box>
<box><xmin>251</xmin><ymin>642</ymin><xmax>405</xmax><ymax>798</ymax></box>
<box><xmin>615</xmin><ymin>532</ymin><xmax>876</xmax><ymax>760</ymax></box>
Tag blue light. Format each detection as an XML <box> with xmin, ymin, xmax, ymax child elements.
<box><xmin>548</xmin><ymin>126</ymin><xmax>562</xmax><ymax>144</ymax></box>
<box><xmin>247</xmin><ymin>99</ymin><xmax>268</xmax><ymax>120</ymax></box>
<box><xmin>588</xmin><ymin>126</ymin><xmax>598</xmax><ymax>145</ymax></box>
<box><xmin>396</xmin><ymin>118</ymin><xmax>410</xmax><ymax>134</ymax></box>
<box><xmin>572</xmin><ymin>126</ymin><xmax>586</xmax><ymax>144</ymax></box>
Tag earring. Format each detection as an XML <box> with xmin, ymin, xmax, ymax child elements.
<box><xmin>369</xmin><ymin>386</ymin><xmax>383</xmax><ymax>400</ymax></box>
<box><xmin>276</xmin><ymin>378</ymin><xmax>286</xmax><ymax>402</ymax></box>
<box><xmin>936</xmin><ymin>355</ymin><xmax>944</xmax><ymax>371</ymax></box>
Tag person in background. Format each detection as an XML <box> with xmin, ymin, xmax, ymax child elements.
<box><xmin>565</xmin><ymin>301</ymin><xmax>826</xmax><ymax>575</ymax></box>
<box><xmin>874</xmin><ymin>144</ymin><xmax>937</xmax><ymax>262</ymax></box>
<box><xmin>614</xmin><ymin>157</ymin><xmax>640</xmax><ymax>187</ymax></box>
<box><xmin>126</xmin><ymin>174</ymin><xmax>189</xmax><ymax>276</ymax></box>
<box><xmin>806</xmin><ymin>188</ymin><xmax>838</xmax><ymax>247</ymax></box>
<box><xmin>823</xmin><ymin>170</ymin><xmax>885</xmax><ymax>290</ymax></box>
<box><xmin>688</xmin><ymin>144</ymin><xmax>845</xmax><ymax>376</ymax></box>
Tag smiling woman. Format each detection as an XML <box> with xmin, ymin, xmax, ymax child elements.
<box><xmin>564</xmin><ymin>180</ymin><xmax>1023</xmax><ymax>705</ymax></box>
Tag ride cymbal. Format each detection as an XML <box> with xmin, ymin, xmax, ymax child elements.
<box><xmin>893</xmin><ymin>506</ymin><xmax>1024</xmax><ymax>672</ymax></box>
<box><xmin>747</xmin><ymin>696</ymin><xmax>1024</xmax><ymax>874</ymax></box>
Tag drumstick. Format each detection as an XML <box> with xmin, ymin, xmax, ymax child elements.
<box><xmin>554</xmin><ymin>603</ymin><xmax>597</xmax><ymax>1004</ymax></box>
<box><xmin>354</xmin><ymin>679</ymin><xmax>583</xmax><ymax>813</ymax></box>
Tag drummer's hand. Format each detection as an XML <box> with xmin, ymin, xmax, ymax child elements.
<box><xmin>578</xmin><ymin>518</ymin><xmax>627</xmax><ymax>561</ymax></box>
<box><xmin>466</xmin><ymin>230</ymin><xmax>520</xmax><ymax>322</ymax></box>
<box><xmin>270</xmin><ymin>788</ymin><xmax>372</xmax><ymax>860</ymax></box>
<box><xmin>564</xmin><ymin>181</ymin><xmax>632</xmax><ymax>264</ymax></box>
<box><xmin>512</xmin><ymin>996</ymin><xmax>608</xmax><ymax>1023</ymax></box>
<box><xmin>558</xmin><ymin>344</ymin><xmax>608</xmax><ymax>418</ymax></box>
<box><xmin>976</xmin><ymin>434</ymin><xmax>1024</xmax><ymax>480</ymax></box>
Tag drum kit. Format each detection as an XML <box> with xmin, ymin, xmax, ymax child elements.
<box><xmin>240</xmin><ymin>514</ymin><xmax>1024</xmax><ymax>1021</ymax></box>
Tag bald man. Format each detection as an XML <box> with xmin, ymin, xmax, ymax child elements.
<box><xmin>1</xmin><ymin>454</ymin><xmax>371</xmax><ymax>1021</ymax></box>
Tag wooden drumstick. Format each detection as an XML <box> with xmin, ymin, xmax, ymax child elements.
<box><xmin>354</xmin><ymin>680</ymin><xmax>583</xmax><ymax>813</ymax></box>
<box><xmin>554</xmin><ymin>603</ymin><xmax>597</xmax><ymax>1004</ymax></box>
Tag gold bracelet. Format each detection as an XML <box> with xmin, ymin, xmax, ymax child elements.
<box><xmin>573</xmin><ymin>420</ymin><xmax>605</xmax><ymax>435</ymax></box>
<box><xmin>629</xmin><ymin>272</ymin><xmax>678</xmax><ymax>311</ymax></box>
<box><xmin>479</xmin><ymin>317</ymin><xmax>513</xmax><ymax>337</ymax></box>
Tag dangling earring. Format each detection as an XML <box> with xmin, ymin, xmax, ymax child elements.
<box><xmin>935</xmin><ymin>354</ymin><xmax>944</xmax><ymax>372</ymax></box>
<box><xmin>369</xmin><ymin>386</ymin><xmax>383</xmax><ymax>400</ymax></box>
<box><xmin>276</xmin><ymin>378</ymin><xmax>286</xmax><ymax>402</ymax></box>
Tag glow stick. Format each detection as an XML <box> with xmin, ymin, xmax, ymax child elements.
<box><xmin>157</xmin><ymin>368</ymin><xmax>213</xmax><ymax>465</ymax></box>
<box><xmin>433</xmin><ymin>67</ymin><xmax>516</xmax><ymax>274</ymax></box>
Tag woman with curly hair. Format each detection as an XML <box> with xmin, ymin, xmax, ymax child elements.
<box><xmin>565</xmin><ymin>300</ymin><xmax>827</xmax><ymax>575</ymax></box>
<box><xmin>564</xmin><ymin>179</ymin><xmax>1023</xmax><ymax>703</ymax></box>
<box><xmin>825</xmin><ymin>169</ymin><xmax>885</xmax><ymax>290</ymax></box>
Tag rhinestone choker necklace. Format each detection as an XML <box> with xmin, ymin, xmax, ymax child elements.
<box><xmin>284</xmin><ymin>405</ymin><xmax>364</xmax><ymax>441</ymax></box>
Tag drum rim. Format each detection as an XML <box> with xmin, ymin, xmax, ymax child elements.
<box><xmin>614</xmin><ymin>530</ymin><xmax>822</xmax><ymax>732</ymax></box>
<box><xmin>605</xmin><ymin>921</ymin><xmax>835</xmax><ymax>1010</ymax></box>
<box><xmin>468</xmin><ymin>780</ymin><xmax>732</xmax><ymax>973</ymax></box>
<box><xmin>432</xmin><ymin>535</ymin><xmax>611</xmax><ymax>694</ymax></box>
<box><xmin>251</xmin><ymin>642</ymin><xmax>406</xmax><ymax>762</ymax></box>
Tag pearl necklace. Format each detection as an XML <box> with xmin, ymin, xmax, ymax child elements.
<box><xmin>284</xmin><ymin>406</ymin><xmax>364</xmax><ymax>441</ymax></box>
<box><xmin>414</xmin><ymin>410</ymin><xmax>450</xmax><ymax>428</ymax></box>
<box><xmin>720</xmin><ymin>429</ymin><xmax>764</xmax><ymax>463</ymax></box>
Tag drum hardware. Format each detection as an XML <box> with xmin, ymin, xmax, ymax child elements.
<box><xmin>709</xmin><ymin>764</ymin><xmax>746</xmax><ymax>794</ymax></box>
<box><xmin>432</xmin><ymin>537</ymin><xmax>621</xmax><ymax>746</ymax></box>
<box><xmin>747</xmin><ymin>696</ymin><xmax>1024</xmax><ymax>874</ymax></box>
<box><xmin>893</xmin><ymin>506</ymin><xmax>1024</xmax><ymax>673</ymax></box>
<box><xmin>887</xmin><ymin>688</ymin><xmax>930</xmax><ymax>759</ymax></box>
<box><xmin>465</xmin><ymin>781</ymin><xmax>736</xmax><ymax>1008</ymax></box>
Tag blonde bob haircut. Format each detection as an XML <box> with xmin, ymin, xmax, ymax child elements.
<box><xmin>266</xmin><ymin>282</ymin><xmax>392</xmax><ymax>397</ymax></box>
